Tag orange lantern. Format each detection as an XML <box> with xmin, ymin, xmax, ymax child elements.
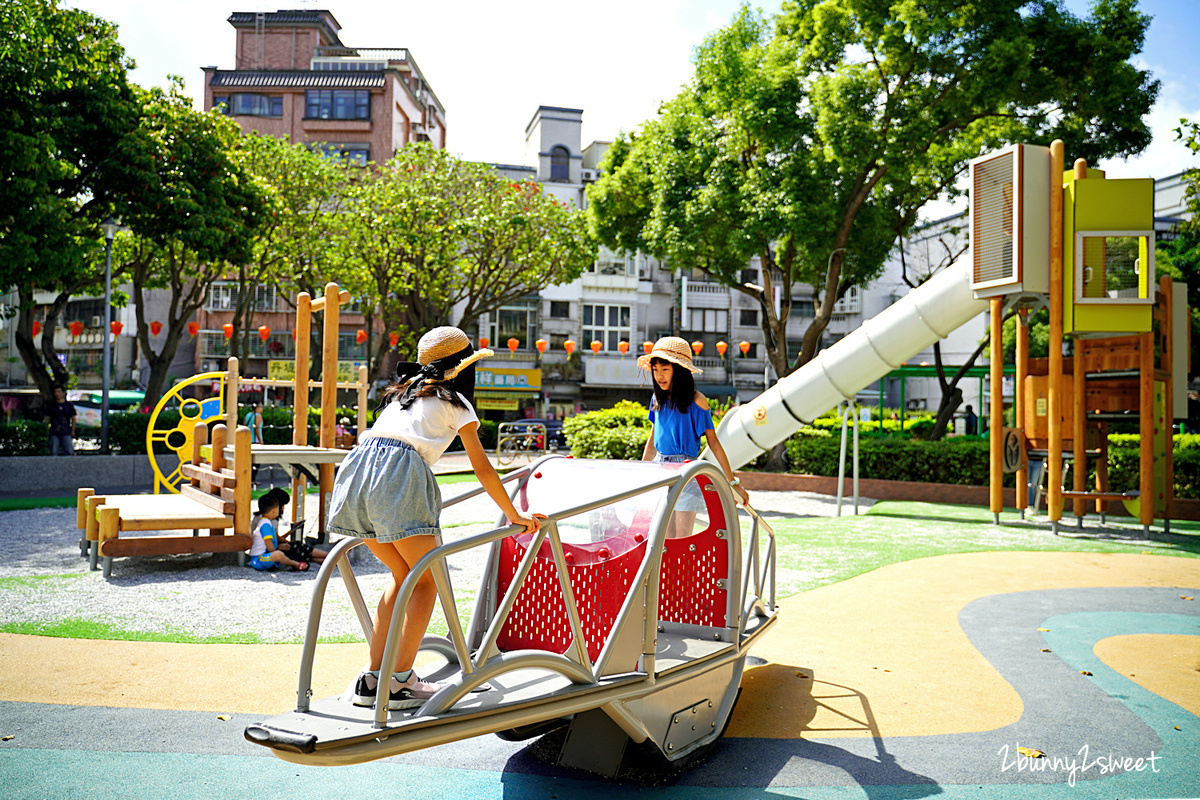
<box><xmin>149</xmin><ymin>320</ymin><xmax>163</xmax><ymax>337</ymax></box>
<box><xmin>618</xmin><ymin>340</ymin><xmax>629</xmax><ymax>355</ymax></box>
<box><xmin>356</xmin><ymin>329</ymin><xmax>368</xmax><ymax>345</ymax></box>
<box><xmin>258</xmin><ymin>325</ymin><xmax>271</xmax><ymax>342</ymax></box>
<box><xmin>535</xmin><ymin>338</ymin><xmax>547</xmax><ymax>354</ymax></box>
<box><xmin>32</xmin><ymin>321</ymin><xmax>42</xmax><ymax>337</ymax></box>
<box><xmin>642</xmin><ymin>341</ymin><xmax>653</xmax><ymax>355</ymax></box>
<box><xmin>691</xmin><ymin>340</ymin><xmax>703</xmax><ymax>355</ymax></box>
<box><xmin>291</xmin><ymin>329</ymin><xmax>297</xmax><ymax>341</ymax></box>
<box><xmin>563</xmin><ymin>340</ymin><xmax>576</xmax><ymax>355</ymax></box>
<box><xmin>68</xmin><ymin>320</ymin><xmax>83</xmax><ymax>339</ymax></box>
<box><xmin>479</xmin><ymin>336</ymin><xmax>490</xmax><ymax>349</ymax></box>
<box><xmin>507</xmin><ymin>337</ymin><xmax>519</xmax><ymax>353</ymax></box>
<box><xmin>187</xmin><ymin>321</ymin><xmax>199</xmax><ymax>338</ymax></box>
<box><xmin>110</xmin><ymin>320</ymin><xmax>123</xmax><ymax>336</ymax></box>
<box><xmin>716</xmin><ymin>340</ymin><xmax>728</xmax><ymax>356</ymax></box>
<box><xmin>223</xmin><ymin>323</ymin><xmax>234</xmax><ymax>339</ymax></box>
<box><xmin>590</xmin><ymin>340</ymin><xmax>602</xmax><ymax>355</ymax></box>
<box><xmin>388</xmin><ymin>332</ymin><xmax>399</xmax><ymax>347</ymax></box>
<box><xmin>739</xmin><ymin>340</ymin><xmax>750</xmax><ymax>355</ymax></box>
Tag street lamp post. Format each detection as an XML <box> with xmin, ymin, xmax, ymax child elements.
<box><xmin>99</xmin><ymin>217</ymin><xmax>121</xmax><ymax>454</ymax></box>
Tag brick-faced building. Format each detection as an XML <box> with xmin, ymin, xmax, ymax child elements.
<box><xmin>202</xmin><ymin>9</ymin><xmax>446</xmax><ymax>164</ymax></box>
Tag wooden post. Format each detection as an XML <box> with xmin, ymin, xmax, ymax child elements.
<box><xmin>234</xmin><ymin>425</ymin><xmax>253</xmax><ymax>537</ymax></box>
<box><xmin>1072</xmin><ymin>338</ymin><xmax>1086</xmax><ymax>520</ymax></box>
<box><xmin>319</xmin><ymin>282</ymin><xmax>340</xmax><ymax>542</ymax></box>
<box><xmin>1139</xmin><ymin>329</ymin><xmax>1154</xmax><ymax>529</ymax></box>
<box><xmin>225</xmin><ymin>356</ymin><xmax>240</xmax><ymax>432</ymax></box>
<box><xmin>1161</xmin><ymin>276</ymin><xmax>1174</xmax><ymax>524</ymax></box>
<box><xmin>1015</xmin><ymin>309</ymin><xmax>1028</xmax><ymax>513</ymax></box>
<box><xmin>1047</xmin><ymin>141</ymin><xmax>1066</xmax><ymax>524</ymax></box>
<box><xmin>989</xmin><ymin>298</ymin><xmax>1003</xmax><ymax>518</ymax></box>
<box><xmin>294</xmin><ymin>292</ymin><xmax>312</xmax><ymax>447</ymax></box>
<box><xmin>76</xmin><ymin>488</ymin><xmax>94</xmax><ymax>531</ymax></box>
<box><xmin>357</xmin><ymin>364</ymin><xmax>368</xmax><ymax>445</ymax></box>
<box><xmin>191</xmin><ymin>421</ymin><xmax>207</xmax><ymax>488</ymax></box>
<box><xmin>210</xmin><ymin>423</ymin><xmax>227</xmax><ymax>472</ymax></box>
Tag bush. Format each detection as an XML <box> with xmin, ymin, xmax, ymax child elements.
<box><xmin>0</xmin><ymin>420</ymin><xmax>49</xmax><ymax>455</ymax></box>
<box><xmin>107</xmin><ymin>410</ymin><xmax>184</xmax><ymax>454</ymax></box>
<box><xmin>563</xmin><ymin>401</ymin><xmax>651</xmax><ymax>460</ymax></box>
<box><xmin>786</xmin><ymin>434</ymin><xmax>1001</xmax><ymax>486</ymax></box>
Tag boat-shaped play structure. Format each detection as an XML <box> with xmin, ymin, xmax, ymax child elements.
<box><xmin>245</xmin><ymin>455</ymin><xmax>777</xmax><ymax>775</ymax></box>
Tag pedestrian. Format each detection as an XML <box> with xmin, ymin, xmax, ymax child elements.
<box><xmin>327</xmin><ymin>327</ymin><xmax>543</xmax><ymax>710</ymax></box>
<box><xmin>964</xmin><ymin>404</ymin><xmax>978</xmax><ymax>436</ymax></box>
<box><xmin>46</xmin><ymin>386</ymin><xmax>76</xmax><ymax>456</ymax></box>
<box><xmin>638</xmin><ymin>337</ymin><xmax>748</xmax><ymax>538</ymax></box>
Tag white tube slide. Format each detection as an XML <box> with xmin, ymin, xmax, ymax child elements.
<box><xmin>708</xmin><ymin>261</ymin><xmax>989</xmax><ymax>470</ymax></box>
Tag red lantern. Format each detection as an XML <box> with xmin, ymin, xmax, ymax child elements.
<box><xmin>507</xmin><ymin>337</ymin><xmax>519</xmax><ymax>353</ymax></box>
<box><xmin>111</xmin><ymin>320</ymin><xmax>123</xmax><ymax>336</ymax></box>
<box><xmin>258</xmin><ymin>325</ymin><xmax>271</xmax><ymax>342</ymax></box>
<box><xmin>716</xmin><ymin>340</ymin><xmax>728</xmax><ymax>356</ymax></box>
<box><xmin>149</xmin><ymin>320</ymin><xmax>163</xmax><ymax>337</ymax></box>
<box><xmin>479</xmin><ymin>336</ymin><xmax>490</xmax><ymax>349</ymax></box>
<box><xmin>618</xmin><ymin>340</ymin><xmax>629</xmax><ymax>355</ymax></box>
<box><xmin>535</xmin><ymin>338</ymin><xmax>547</xmax><ymax>354</ymax></box>
<box><xmin>563</xmin><ymin>340</ymin><xmax>576</xmax><ymax>355</ymax></box>
<box><xmin>291</xmin><ymin>329</ymin><xmax>297</xmax><ymax>341</ymax></box>
<box><xmin>32</xmin><ymin>321</ymin><xmax>42</xmax><ymax>337</ymax></box>
<box><xmin>356</xmin><ymin>329</ymin><xmax>368</xmax><ymax>345</ymax></box>
<box><xmin>642</xmin><ymin>341</ymin><xmax>653</xmax><ymax>355</ymax></box>
<box><xmin>187</xmin><ymin>321</ymin><xmax>199</xmax><ymax>338</ymax></box>
<box><xmin>223</xmin><ymin>323</ymin><xmax>234</xmax><ymax>339</ymax></box>
<box><xmin>691</xmin><ymin>340</ymin><xmax>703</xmax><ymax>355</ymax></box>
<box><xmin>68</xmin><ymin>320</ymin><xmax>83</xmax><ymax>339</ymax></box>
<box><xmin>590</xmin><ymin>340</ymin><xmax>602</xmax><ymax>354</ymax></box>
<box><xmin>739</xmin><ymin>340</ymin><xmax>750</xmax><ymax>355</ymax></box>
<box><xmin>388</xmin><ymin>331</ymin><xmax>399</xmax><ymax>347</ymax></box>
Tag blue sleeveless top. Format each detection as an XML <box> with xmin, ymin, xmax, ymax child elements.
<box><xmin>649</xmin><ymin>401</ymin><xmax>714</xmax><ymax>459</ymax></box>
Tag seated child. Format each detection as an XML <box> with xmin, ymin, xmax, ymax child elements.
<box><xmin>247</xmin><ymin>489</ymin><xmax>326</xmax><ymax>572</ymax></box>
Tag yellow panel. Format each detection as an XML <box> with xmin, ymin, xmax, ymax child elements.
<box><xmin>1072</xmin><ymin>303</ymin><xmax>1151</xmax><ymax>333</ymax></box>
<box><xmin>1074</xmin><ymin>179</ymin><xmax>1154</xmax><ymax>230</ymax></box>
<box><xmin>1138</xmin><ymin>237</ymin><xmax>1150</xmax><ymax>297</ymax></box>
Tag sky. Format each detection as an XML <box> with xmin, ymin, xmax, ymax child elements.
<box><xmin>69</xmin><ymin>0</ymin><xmax>1200</xmax><ymax>198</ymax></box>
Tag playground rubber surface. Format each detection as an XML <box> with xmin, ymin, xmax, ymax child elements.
<box><xmin>2</xmin><ymin>550</ymin><xmax>1197</xmax><ymax>799</ymax></box>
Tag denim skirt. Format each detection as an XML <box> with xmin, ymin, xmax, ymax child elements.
<box><xmin>326</xmin><ymin>438</ymin><xmax>442</xmax><ymax>543</ymax></box>
<box><xmin>654</xmin><ymin>453</ymin><xmax>707</xmax><ymax>512</ymax></box>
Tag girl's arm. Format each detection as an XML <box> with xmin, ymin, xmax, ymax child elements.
<box><xmin>641</xmin><ymin>423</ymin><xmax>657</xmax><ymax>461</ymax></box>
<box><xmin>459</xmin><ymin>421</ymin><xmax>542</xmax><ymax>534</ymax></box>
<box><xmin>704</xmin><ymin>428</ymin><xmax>750</xmax><ymax>505</ymax></box>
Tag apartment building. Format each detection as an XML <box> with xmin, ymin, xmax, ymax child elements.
<box><xmin>202</xmin><ymin>9</ymin><xmax>446</xmax><ymax>163</ymax></box>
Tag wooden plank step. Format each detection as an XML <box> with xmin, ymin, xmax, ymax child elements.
<box><xmin>181</xmin><ymin>484</ymin><xmax>236</xmax><ymax>515</ymax></box>
<box><xmin>180</xmin><ymin>463</ymin><xmax>236</xmax><ymax>489</ymax></box>
<box><xmin>1061</xmin><ymin>491</ymin><xmax>1140</xmax><ymax>500</ymax></box>
<box><xmin>101</xmin><ymin>533</ymin><xmax>252</xmax><ymax>558</ymax></box>
<box><xmin>96</xmin><ymin>494</ymin><xmax>232</xmax><ymax>531</ymax></box>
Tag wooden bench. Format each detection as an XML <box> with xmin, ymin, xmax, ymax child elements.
<box><xmin>77</xmin><ymin>422</ymin><xmax>252</xmax><ymax>578</ymax></box>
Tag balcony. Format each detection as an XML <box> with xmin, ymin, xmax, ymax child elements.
<box><xmin>684</xmin><ymin>280</ymin><xmax>731</xmax><ymax>309</ymax></box>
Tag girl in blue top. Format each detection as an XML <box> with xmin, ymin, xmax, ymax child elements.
<box><xmin>638</xmin><ymin>337</ymin><xmax>748</xmax><ymax>537</ymax></box>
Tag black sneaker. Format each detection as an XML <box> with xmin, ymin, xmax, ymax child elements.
<box><xmin>351</xmin><ymin>671</ymin><xmax>440</xmax><ymax>710</ymax></box>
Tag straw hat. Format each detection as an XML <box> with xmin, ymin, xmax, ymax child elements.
<box><xmin>416</xmin><ymin>326</ymin><xmax>493</xmax><ymax>379</ymax></box>
<box><xmin>636</xmin><ymin>336</ymin><xmax>702</xmax><ymax>374</ymax></box>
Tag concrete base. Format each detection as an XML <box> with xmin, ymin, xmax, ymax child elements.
<box><xmin>0</xmin><ymin>454</ymin><xmax>178</xmax><ymax>496</ymax></box>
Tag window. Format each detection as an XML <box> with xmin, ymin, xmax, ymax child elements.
<box><xmin>581</xmin><ymin>304</ymin><xmax>631</xmax><ymax>352</ymax></box>
<box><xmin>314</xmin><ymin>143</ymin><xmax>370</xmax><ymax>166</ymax></box>
<box><xmin>65</xmin><ymin>298</ymin><xmax>115</xmax><ymax>327</ymax></box>
<box><xmin>790</xmin><ymin>298</ymin><xmax>816</xmax><ymax>318</ymax></box>
<box><xmin>592</xmin><ymin>249</ymin><xmax>634</xmax><ymax>277</ymax></box>
<box><xmin>832</xmin><ymin>285</ymin><xmax>860</xmax><ymax>315</ymax></box>
<box><xmin>736</xmin><ymin>342</ymin><xmax>758</xmax><ymax>358</ymax></box>
<box><xmin>739</xmin><ymin>308</ymin><xmax>758</xmax><ymax>327</ymax></box>
<box><xmin>338</xmin><ymin>332</ymin><xmax>367</xmax><ymax>360</ymax></box>
<box><xmin>214</xmin><ymin>94</ymin><xmax>281</xmax><ymax>117</ymax></box>
<box><xmin>483</xmin><ymin>299</ymin><xmax>539</xmax><ymax>350</ymax></box>
<box><xmin>549</xmin><ymin>301</ymin><xmax>570</xmax><ymax>318</ymax></box>
<box><xmin>305</xmin><ymin>89</ymin><xmax>371</xmax><ymax>120</ymax></box>
<box><xmin>208</xmin><ymin>283</ymin><xmax>237</xmax><ymax>311</ymax></box>
<box><xmin>685</xmin><ymin>309</ymin><xmax>727</xmax><ymax>334</ymax></box>
<box><xmin>740</xmin><ymin>269</ymin><xmax>759</xmax><ymax>285</ymax></box>
<box><xmin>550</xmin><ymin>145</ymin><xmax>570</xmax><ymax>182</ymax></box>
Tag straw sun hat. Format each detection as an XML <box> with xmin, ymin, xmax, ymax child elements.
<box><xmin>416</xmin><ymin>326</ymin><xmax>493</xmax><ymax>379</ymax></box>
<box><xmin>636</xmin><ymin>336</ymin><xmax>702</xmax><ymax>375</ymax></box>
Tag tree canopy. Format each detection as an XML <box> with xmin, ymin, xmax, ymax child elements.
<box><xmin>589</xmin><ymin>0</ymin><xmax>1159</xmax><ymax>378</ymax></box>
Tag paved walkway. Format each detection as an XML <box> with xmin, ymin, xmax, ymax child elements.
<box><xmin>2</xmin><ymin>550</ymin><xmax>1197</xmax><ymax>799</ymax></box>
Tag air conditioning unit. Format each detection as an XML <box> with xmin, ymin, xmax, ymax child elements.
<box><xmin>581</xmin><ymin>168</ymin><xmax>597</xmax><ymax>182</ymax></box>
<box><xmin>969</xmin><ymin>143</ymin><xmax>1051</xmax><ymax>298</ymax></box>
<box><xmin>90</xmin><ymin>315</ymin><xmax>102</xmax><ymax>328</ymax></box>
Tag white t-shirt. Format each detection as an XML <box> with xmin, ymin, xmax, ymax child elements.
<box><xmin>361</xmin><ymin>392</ymin><xmax>479</xmax><ymax>466</ymax></box>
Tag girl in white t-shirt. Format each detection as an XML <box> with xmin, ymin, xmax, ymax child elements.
<box><xmin>327</xmin><ymin>327</ymin><xmax>543</xmax><ymax>711</ymax></box>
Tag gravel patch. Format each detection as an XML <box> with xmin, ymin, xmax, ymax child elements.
<box><xmin>0</xmin><ymin>484</ymin><xmax>869</xmax><ymax>644</ymax></box>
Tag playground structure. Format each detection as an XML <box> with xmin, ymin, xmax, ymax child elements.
<box><xmin>713</xmin><ymin>140</ymin><xmax>1187</xmax><ymax>536</ymax></box>
<box><xmin>245</xmin><ymin>455</ymin><xmax>777</xmax><ymax>775</ymax></box>
<box><xmin>76</xmin><ymin>282</ymin><xmax>370</xmax><ymax>574</ymax></box>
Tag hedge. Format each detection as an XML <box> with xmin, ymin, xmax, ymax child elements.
<box><xmin>786</xmin><ymin>429</ymin><xmax>1200</xmax><ymax>499</ymax></box>
<box><xmin>562</xmin><ymin>401</ymin><xmax>651</xmax><ymax>460</ymax></box>
<box><xmin>0</xmin><ymin>420</ymin><xmax>50</xmax><ymax>455</ymax></box>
